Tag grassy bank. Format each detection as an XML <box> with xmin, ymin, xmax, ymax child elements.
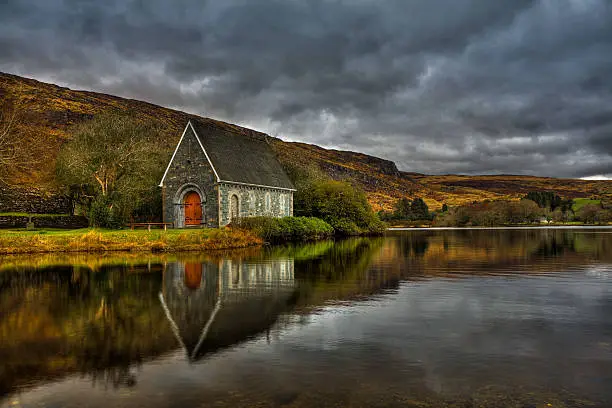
<box><xmin>389</xmin><ymin>222</ymin><xmax>611</xmax><ymax>229</ymax></box>
<box><xmin>0</xmin><ymin>228</ymin><xmax>262</xmax><ymax>255</ymax></box>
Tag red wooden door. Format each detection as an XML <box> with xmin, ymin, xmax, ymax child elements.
<box><xmin>184</xmin><ymin>192</ymin><xmax>202</xmax><ymax>226</ymax></box>
<box><xmin>184</xmin><ymin>263</ymin><xmax>203</xmax><ymax>290</ymax></box>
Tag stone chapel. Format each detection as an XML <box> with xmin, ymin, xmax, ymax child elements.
<box><xmin>159</xmin><ymin>119</ymin><xmax>295</xmax><ymax>228</ymax></box>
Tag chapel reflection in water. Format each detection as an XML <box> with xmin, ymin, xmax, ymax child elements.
<box><xmin>160</xmin><ymin>258</ymin><xmax>297</xmax><ymax>361</ymax></box>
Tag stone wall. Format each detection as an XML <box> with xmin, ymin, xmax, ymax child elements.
<box><xmin>0</xmin><ymin>215</ymin><xmax>88</xmax><ymax>229</ymax></box>
<box><xmin>0</xmin><ymin>185</ymin><xmax>72</xmax><ymax>214</ymax></box>
<box><xmin>0</xmin><ymin>216</ymin><xmax>28</xmax><ymax>228</ymax></box>
<box><xmin>162</xmin><ymin>126</ymin><xmax>219</xmax><ymax>228</ymax></box>
<box><xmin>218</xmin><ymin>183</ymin><xmax>293</xmax><ymax>226</ymax></box>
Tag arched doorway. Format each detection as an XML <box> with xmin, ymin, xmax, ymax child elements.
<box><xmin>230</xmin><ymin>194</ymin><xmax>239</xmax><ymax>221</ymax></box>
<box><xmin>184</xmin><ymin>191</ymin><xmax>202</xmax><ymax>226</ymax></box>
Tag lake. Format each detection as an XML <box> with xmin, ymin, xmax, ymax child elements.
<box><xmin>1</xmin><ymin>228</ymin><xmax>611</xmax><ymax>407</ymax></box>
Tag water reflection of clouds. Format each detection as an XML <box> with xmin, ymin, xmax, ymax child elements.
<box><xmin>276</xmin><ymin>270</ymin><xmax>612</xmax><ymax>395</ymax></box>
<box><xmin>585</xmin><ymin>266</ymin><xmax>612</xmax><ymax>279</ymax></box>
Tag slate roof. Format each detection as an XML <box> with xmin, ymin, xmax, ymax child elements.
<box><xmin>189</xmin><ymin>119</ymin><xmax>295</xmax><ymax>190</ymax></box>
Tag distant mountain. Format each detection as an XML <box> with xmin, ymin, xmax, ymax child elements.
<box><xmin>1</xmin><ymin>71</ymin><xmax>609</xmax><ymax>211</ymax></box>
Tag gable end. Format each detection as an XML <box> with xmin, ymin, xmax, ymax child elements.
<box><xmin>159</xmin><ymin>121</ymin><xmax>221</xmax><ymax>187</ymax></box>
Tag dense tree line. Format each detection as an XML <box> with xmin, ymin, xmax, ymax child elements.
<box><xmin>379</xmin><ymin>197</ymin><xmax>432</xmax><ymax>222</ymax></box>
<box><xmin>522</xmin><ymin>191</ymin><xmax>611</xmax><ymax>224</ymax></box>
<box><xmin>434</xmin><ymin>199</ymin><xmax>543</xmax><ymax>226</ymax></box>
<box><xmin>434</xmin><ymin>193</ymin><xmax>611</xmax><ymax>227</ymax></box>
<box><xmin>573</xmin><ymin>204</ymin><xmax>611</xmax><ymax>224</ymax></box>
<box><xmin>523</xmin><ymin>191</ymin><xmax>575</xmax><ymax>213</ymax></box>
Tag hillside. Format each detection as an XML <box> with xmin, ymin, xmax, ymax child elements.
<box><xmin>1</xmin><ymin>71</ymin><xmax>610</xmax><ymax>212</ymax></box>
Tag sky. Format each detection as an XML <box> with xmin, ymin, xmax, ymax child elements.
<box><xmin>1</xmin><ymin>0</ymin><xmax>611</xmax><ymax>179</ymax></box>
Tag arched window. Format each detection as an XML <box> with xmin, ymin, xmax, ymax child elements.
<box><xmin>249</xmin><ymin>191</ymin><xmax>256</xmax><ymax>215</ymax></box>
<box><xmin>265</xmin><ymin>192</ymin><xmax>271</xmax><ymax>214</ymax></box>
<box><xmin>279</xmin><ymin>194</ymin><xmax>286</xmax><ymax>216</ymax></box>
<box><xmin>231</xmin><ymin>262</ymin><xmax>240</xmax><ymax>286</ymax></box>
<box><xmin>230</xmin><ymin>194</ymin><xmax>239</xmax><ymax>221</ymax></box>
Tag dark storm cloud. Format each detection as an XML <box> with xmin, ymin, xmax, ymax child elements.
<box><xmin>1</xmin><ymin>0</ymin><xmax>611</xmax><ymax>178</ymax></box>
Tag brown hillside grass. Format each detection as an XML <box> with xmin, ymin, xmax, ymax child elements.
<box><xmin>1</xmin><ymin>71</ymin><xmax>610</xmax><ymax>211</ymax></box>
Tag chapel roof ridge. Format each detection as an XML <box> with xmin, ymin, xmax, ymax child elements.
<box><xmin>187</xmin><ymin>116</ymin><xmax>274</xmax><ymax>144</ymax></box>
<box><xmin>186</xmin><ymin>118</ymin><xmax>295</xmax><ymax>190</ymax></box>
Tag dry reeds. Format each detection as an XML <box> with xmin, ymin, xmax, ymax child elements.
<box><xmin>0</xmin><ymin>228</ymin><xmax>262</xmax><ymax>255</ymax></box>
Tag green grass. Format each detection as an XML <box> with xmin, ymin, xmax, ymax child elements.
<box><xmin>572</xmin><ymin>198</ymin><xmax>601</xmax><ymax>212</ymax></box>
<box><xmin>0</xmin><ymin>228</ymin><xmax>262</xmax><ymax>254</ymax></box>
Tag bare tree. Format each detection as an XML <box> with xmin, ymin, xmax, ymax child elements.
<box><xmin>0</xmin><ymin>94</ymin><xmax>37</xmax><ymax>184</ymax></box>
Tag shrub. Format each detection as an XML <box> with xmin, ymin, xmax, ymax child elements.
<box><xmin>280</xmin><ymin>162</ymin><xmax>387</xmax><ymax>235</ymax></box>
<box><xmin>294</xmin><ymin>179</ymin><xmax>386</xmax><ymax>235</ymax></box>
<box><xmin>330</xmin><ymin>219</ymin><xmax>361</xmax><ymax>235</ymax></box>
<box><xmin>89</xmin><ymin>196</ymin><xmax>121</xmax><ymax>229</ymax></box>
<box><xmin>576</xmin><ymin>204</ymin><xmax>603</xmax><ymax>224</ymax></box>
<box><xmin>232</xmin><ymin>216</ymin><xmax>334</xmax><ymax>243</ymax></box>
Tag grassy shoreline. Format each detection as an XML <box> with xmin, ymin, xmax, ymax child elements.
<box><xmin>388</xmin><ymin>220</ymin><xmax>611</xmax><ymax>228</ymax></box>
<box><xmin>0</xmin><ymin>228</ymin><xmax>263</xmax><ymax>255</ymax></box>
<box><xmin>388</xmin><ymin>223</ymin><xmax>612</xmax><ymax>229</ymax></box>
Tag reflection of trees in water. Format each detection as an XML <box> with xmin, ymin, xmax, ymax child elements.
<box><xmin>533</xmin><ymin>232</ymin><xmax>573</xmax><ymax>257</ymax></box>
<box><xmin>385</xmin><ymin>229</ymin><xmax>612</xmax><ymax>276</ymax></box>
<box><xmin>0</xmin><ymin>265</ymin><xmax>171</xmax><ymax>393</ymax></box>
<box><xmin>286</xmin><ymin>237</ymin><xmax>396</xmax><ymax>307</ymax></box>
<box><xmin>292</xmin><ymin>237</ymin><xmax>385</xmax><ymax>279</ymax></box>
<box><xmin>395</xmin><ymin>233</ymin><xmax>430</xmax><ymax>257</ymax></box>
<box><xmin>71</xmin><ymin>267</ymin><xmax>169</xmax><ymax>385</ymax></box>
<box><xmin>0</xmin><ymin>258</ymin><xmax>300</xmax><ymax>395</ymax></box>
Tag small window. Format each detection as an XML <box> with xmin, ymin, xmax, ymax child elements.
<box><xmin>231</xmin><ymin>263</ymin><xmax>240</xmax><ymax>286</ymax></box>
<box><xmin>265</xmin><ymin>192</ymin><xmax>271</xmax><ymax>214</ymax></box>
<box><xmin>279</xmin><ymin>195</ymin><xmax>286</xmax><ymax>216</ymax></box>
<box><xmin>249</xmin><ymin>192</ymin><xmax>256</xmax><ymax>215</ymax></box>
<box><xmin>230</xmin><ymin>194</ymin><xmax>239</xmax><ymax>221</ymax></box>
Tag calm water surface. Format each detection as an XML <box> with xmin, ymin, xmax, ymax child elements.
<box><xmin>1</xmin><ymin>229</ymin><xmax>612</xmax><ymax>407</ymax></box>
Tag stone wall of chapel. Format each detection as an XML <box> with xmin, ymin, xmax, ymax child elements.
<box><xmin>219</xmin><ymin>183</ymin><xmax>293</xmax><ymax>226</ymax></box>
